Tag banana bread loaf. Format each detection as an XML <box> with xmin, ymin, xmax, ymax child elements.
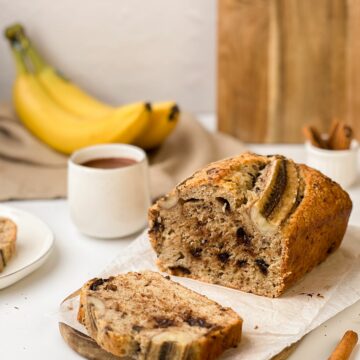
<box><xmin>78</xmin><ymin>271</ymin><xmax>242</xmax><ymax>359</ymax></box>
<box><xmin>0</xmin><ymin>217</ymin><xmax>17</xmax><ymax>272</ymax></box>
<box><xmin>148</xmin><ymin>152</ymin><xmax>352</xmax><ymax>297</ymax></box>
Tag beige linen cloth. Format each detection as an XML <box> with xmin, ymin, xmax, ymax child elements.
<box><xmin>0</xmin><ymin>104</ymin><xmax>246</xmax><ymax>201</ymax></box>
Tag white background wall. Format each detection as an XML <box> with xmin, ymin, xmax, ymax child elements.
<box><xmin>0</xmin><ymin>0</ymin><xmax>216</xmax><ymax>113</ymax></box>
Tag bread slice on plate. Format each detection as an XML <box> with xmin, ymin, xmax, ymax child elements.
<box><xmin>78</xmin><ymin>271</ymin><xmax>242</xmax><ymax>359</ymax></box>
<box><xmin>0</xmin><ymin>217</ymin><xmax>17</xmax><ymax>272</ymax></box>
<box><xmin>148</xmin><ymin>152</ymin><xmax>352</xmax><ymax>298</ymax></box>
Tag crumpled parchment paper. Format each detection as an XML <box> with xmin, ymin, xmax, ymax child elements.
<box><xmin>59</xmin><ymin>226</ymin><xmax>360</xmax><ymax>359</ymax></box>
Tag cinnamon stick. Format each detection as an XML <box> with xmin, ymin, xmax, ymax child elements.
<box><xmin>303</xmin><ymin>125</ymin><xmax>329</xmax><ymax>149</ymax></box>
<box><xmin>327</xmin><ymin>120</ymin><xmax>340</xmax><ymax>149</ymax></box>
<box><xmin>327</xmin><ymin>121</ymin><xmax>353</xmax><ymax>150</ymax></box>
<box><xmin>328</xmin><ymin>330</ymin><xmax>358</xmax><ymax>360</ymax></box>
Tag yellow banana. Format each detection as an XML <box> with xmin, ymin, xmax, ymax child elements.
<box><xmin>6</xmin><ymin>23</ymin><xmax>180</xmax><ymax>150</ymax></box>
<box><xmin>14</xmin><ymin>73</ymin><xmax>150</xmax><ymax>154</ymax></box>
<box><xmin>31</xmin><ymin>56</ymin><xmax>180</xmax><ymax>149</ymax></box>
<box><xmin>37</xmin><ymin>67</ymin><xmax>112</xmax><ymax>118</ymax></box>
<box><xmin>134</xmin><ymin>101</ymin><xmax>180</xmax><ymax>150</ymax></box>
<box><xmin>6</xmin><ymin>24</ymin><xmax>112</xmax><ymax>119</ymax></box>
<box><xmin>37</xmin><ymin>60</ymin><xmax>180</xmax><ymax>149</ymax></box>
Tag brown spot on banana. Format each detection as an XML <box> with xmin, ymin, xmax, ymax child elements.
<box><xmin>87</xmin><ymin>304</ymin><xmax>98</xmax><ymax>333</ymax></box>
<box><xmin>260</xmin><ymin>158</ymin><xmax>287</xmax><ymax>218</ymax></box>
<box><xmin>86</xmin><ymin>296</ymin><xmax>106</xmax><ymax>334</ymax></box>
<box><xmin>0</xmin><ymin>249</ymin><xmax>5</xmax><ymax>271</ymax></box>
<box><xmin>169</xmin><ymin>105</ymin><xmax>180</xmax><ymax>121</ymax></box>
<box><xmin>268</xmin><ymin>161</ymin><xmax>299</xmax><ymax>225</ymax></box>
<box><xmin>146</xmin><ymin>331</ymin><xmax>196</xmax><ymax>360</ymax></box>
<box><xmin>158</xmin><ymin>342</ymin><xmax>176</xmax><ymax>360</ymax></box>
<box><xmin>251</xmin><ymin>159</ymin><xmax>299</xmax><ymax>233</ymax></box>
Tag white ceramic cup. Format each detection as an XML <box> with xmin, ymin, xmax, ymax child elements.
<box><xmin>305</xmin><ymin>140</ymin><xmax>359</xmax><ymax>189</ymax></box>
<box><xmin>68</xmin><ymin>144</ymin><xmax>151</xmax><ymax>238</ymax></box>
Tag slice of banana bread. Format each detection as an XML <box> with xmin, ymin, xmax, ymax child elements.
<box><xmin>148</xmin><ymin>152</ymin><xmax>352</xmax><ymax>298</ymax></box>
<box><xmin>0</xmin><ymin>218</ymin><xmax>17</xmax><ymax>272</ymax></box>
<box><xmin>78</xmin><ymin>271</ymin><xmax>242</xmax><ymax>360</ymax></box>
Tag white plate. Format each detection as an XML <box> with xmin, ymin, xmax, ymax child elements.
<box><xmin>0</xmin><ymin>205</ymin><xmax>54</xmax><ymax>289</ymax></box>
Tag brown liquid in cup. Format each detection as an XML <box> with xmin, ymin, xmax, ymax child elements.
<box><xmin>81</xmin><ymin>157</ymin><xmax>137</xmax><ymax>169</ymax></box>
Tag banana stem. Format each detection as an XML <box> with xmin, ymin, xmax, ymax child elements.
<box><xmin>14</xmin><ymin>32</ymin><xmax>48</xmax><ymax>73</ymax></box>
<box><xmin>9</xmin><ymin>42</ymin><xmax>28</xmax><ymax>74</ymax></box>
<box><xmin>25</xmin><ymin>45</ymin><xmax>48</xmax><ymax>73</ymax></box>
<box><xmin>5</xmin><ymin>24</ymin><xmax>48</xmax><ymax>73</ymax></box>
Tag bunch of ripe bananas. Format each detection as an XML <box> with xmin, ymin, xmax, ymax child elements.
<box><xmin>4</xmin><ymin>24</ymin><xmax>180</xmax><ymax>154</ymax></box>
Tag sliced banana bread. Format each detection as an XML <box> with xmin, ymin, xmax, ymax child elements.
<box><xmin>78</xmin><ymin>271</ymin><xmax>242</xmax><ymax>359</ymax></box>
<box><xmin>0</xmin><ymin>217</ymin><xmax>17</xmax><ymax>272</ymax></box>
<box><xmin>148</xmin><ymin>152</ymin><xmax>352</xmax><ymax>298</ymax></box>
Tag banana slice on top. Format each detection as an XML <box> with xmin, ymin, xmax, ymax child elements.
<box><xmin>251</xmin><ymin>157</ymin><xmax>299</xmax><ymax>234</ymax></box>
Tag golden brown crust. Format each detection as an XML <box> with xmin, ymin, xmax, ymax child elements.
<box><xmin>279</xmin><ymin>164</ymin><xmax>352</xmax><ymax>293</ymax></box>
<box><xmin>148</xmin><ymin>152</ymin><xmax>352</xmax><ymax>297</ymax></box>
<box><xmin>196</xmin><ymin>319</ymin><xmax>242</xmax><ymax>360</ymax></box>
<box><xmin>176</xmin><ymin>152</ymin><xmax>270</xmax><ymax>190</ymax></box>
<box><xmin>77</xmin><ymin>278</ymin><xmax>94</xmax><ymax>325</ymax></box>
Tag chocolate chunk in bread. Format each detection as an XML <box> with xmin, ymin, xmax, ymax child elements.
<box><xmin>148</xmin><ymin>152</ymin><xmax>352</xmax><ymax>297</ymax></box>
<box><xmin>78</xmin><ymin>271</ymin><xmax>242</xmax><ymax>359</ymax></box>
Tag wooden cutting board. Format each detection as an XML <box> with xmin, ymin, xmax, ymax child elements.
<box><xmin>59</xmin><ymin>291</ymin><xmax>300</xmax><ymax>360</ymax></box>
<box><xmin>217</xmin><ymin>0</ymin><xmax>360</xmax><ymax>143</ymax></box>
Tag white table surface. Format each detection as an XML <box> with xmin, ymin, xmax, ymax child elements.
<box><xmin>1</xmin><ymin>140</ymin><xmax>360</xmax><ymax>359</ymax></box>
